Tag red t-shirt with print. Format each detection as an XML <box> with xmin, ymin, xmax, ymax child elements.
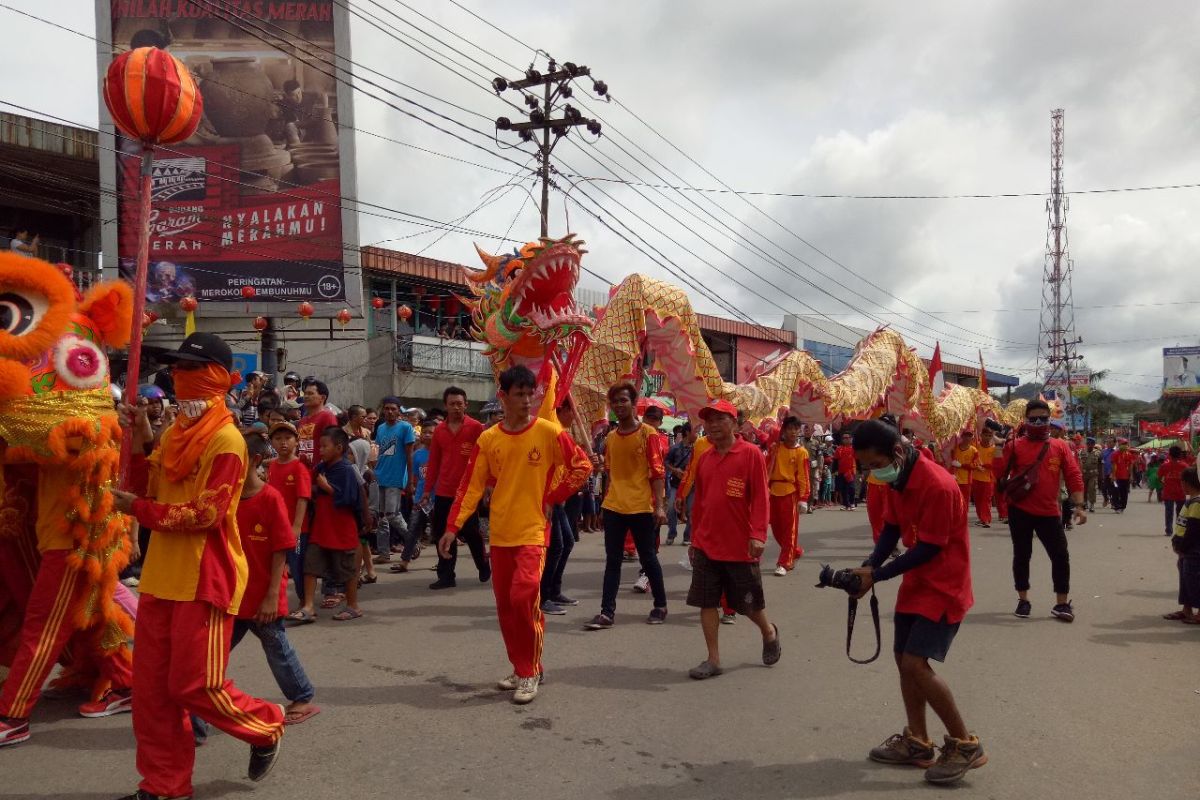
<box><xmin>235</xmin><ymin>484</ymin><xmax>296</xmax><ymax>620</ymax></box>
<box><xmin>267</xmin><ymin>457</ymin><xmax>312</xmax><ymax>533</ymax></box>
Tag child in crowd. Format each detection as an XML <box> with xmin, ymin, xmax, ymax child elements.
<box><xmin>301</xmin><ymin>427</ymin><xmax>365</xmax><ymax>621</ymax></box>
<box><xmin>235</xmin><ymin>434</ymin><xmax>320</xmax><ymax>724</ymax></box>
<box><xmin>819</xmin><ymin>462</ymin><xmax>834</xmax><ymax>506</ymax></box>
<box><xmin>1165</xmin><ymin>466</ymin><xmax>1200</xmax><ymax>624</ymax></box>
<box><xmin>391</xmin><ymin>424</ymin><xmax>433</xmax><ymax>573</ymax></box>
<box><xmin>268</xmin><ymin>423</ymin><xmax>312</xmax><ymax>613</ymax></box>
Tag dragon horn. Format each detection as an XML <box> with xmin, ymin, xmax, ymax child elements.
<box><xmin>468</xmin><ymin>244</ymin><xmax>503</xmax><ymax>282</ymax></box>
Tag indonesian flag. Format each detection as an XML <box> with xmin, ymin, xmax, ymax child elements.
<box><xmin>978</xmin><ymin>349</ymin><xmax>988</xmax><ymax>394</ymax></box>
<box><xmin>930</xmin><ymin>343</ymin><xmax>946</xmax><ymax>396</ymax></box>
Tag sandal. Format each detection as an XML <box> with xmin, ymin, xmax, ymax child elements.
<box><xmin>389</xmin><ymin>563</ymin><xmax>409</xmax><ymax>573</ymax></box>
<box><xmin>285</xmin><ymin>609</ymin><xmax>316</xmax><ymax>625</ymax></box>
<box><xmin>1163</xmin><ymin>611</ymin><xmax>1191</xmax><ymax>620</ymax></box>
<box><xmin>688</xmin><ymin>660</ymin><xmax>723</xmax><ymax>680</ymax></box>
<box><xmin>762</xmin><ymin>623</ymin><xmax>782</xmax><ymax>666</ymax></box>
<box><xmin>284</xmin><ymin>705</ymin><xmax>322</xmax><ymax>725</ymax></box>
<box><xmin>361</xmin><ymin>575</ymin><xmax>378</xmax><ymax>585</ymax></box>
<box><xmin>320</xmin><ymin>595</ymin><xmax>343</xmax><ymax>609</ymax></box>
<box><xmin>332</xmin><ymin>608</ymin><xmax>364</xmax><ymax>621</ymax></box>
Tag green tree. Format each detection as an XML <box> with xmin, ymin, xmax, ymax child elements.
<box><xmin>1157</xmin><ymin>393</ymin><xmax>1196</xmax><ymax>424</ymax></box>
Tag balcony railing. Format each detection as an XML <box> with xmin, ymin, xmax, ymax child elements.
<box><xmin>395</xmin><ymin>334</ymin><xmax>492</xmax><ymax>377</ymax></box>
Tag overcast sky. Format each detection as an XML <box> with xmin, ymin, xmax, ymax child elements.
<box><xmin>2</xmin><ymin>0</ymin><xmax>1198</xmax><ymax>400</ymax></box>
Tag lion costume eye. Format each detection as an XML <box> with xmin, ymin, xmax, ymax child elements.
<box><xmin>53</xmin><ymin>335</ymin><xmax>109</xmax><ymax>390</ymax></box>
<box><xmin>0</xmin><ymin>291</ymin><xmax>47</xmax><ymax>336</ymax></box>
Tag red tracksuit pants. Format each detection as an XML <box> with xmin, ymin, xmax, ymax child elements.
<box><xmin>490</xmin><ymin>545</ymin><xmax>546</xmax><ymax>679</ymax></box>
<box><xmin>996</xmin><ymin>487</ymin><xmax>1008</xmax><ymax>520</ymax></box>
<box><xmin>0</xmin><ymin>549</ymin><xmax>133</xmax><ymax>719</ymax></box>
<box><xmin>133</xmin><ymin>595</ymin><xmax>283</xmax><ymax>799</ymax></box>
<box><xmin>866</xmin><ymin>483</ymin><xmax>887</xmax><ymax>543</ymax></box>
<box><xmin>769</xmin><ymin>492</ymin><xmax>802</xmax><ymax>569</ymax></box>
<box><xmin>971</xmin><ymin>480</ymin><xmax>994</xmax><ymax>524</ymax></box>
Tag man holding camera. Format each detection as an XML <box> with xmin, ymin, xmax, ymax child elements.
<box><xmin>848</xmin><ymin>419</ymin><xmax>984</xmax><ymax>786</ymax></box>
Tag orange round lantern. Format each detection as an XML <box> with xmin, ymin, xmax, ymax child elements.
<box><xmin>241</xmin><ymin>286</ymin><xmax>257</xmax><ymax>300</ymax></box>
<box><xmin>397</xmin><ymin>304</ymin><xmax>412</xmax><ymax>322</ymax></box>
<box><xmin>179</xmin><ymin>296</ymin><xmax>198</xmax><ymax>314</ymax></box>
<box><xmin>103</xmin><ymin>47</ymin><xmax>203</xmax><ymax>146</ymax></box>
<box><xmin>298</xmin><ymin>301</ymin><xmax>315</xmax><ymax>321</ymax></box>
<box><xmin>336</xmin><ymin>308</ymin><xmax>352</xmax><ymax>328</ymax></box>
<box><xmin>371</xmin><ymin>297</ymin><xmax>385</xmax><ymax>310</ymax></box>
<box><xmin>253</xmin><ymin>316</ymin><xmax>269</xmax><ymax>332</ymax></box>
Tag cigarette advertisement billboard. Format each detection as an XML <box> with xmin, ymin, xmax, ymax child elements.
<box><xmin>1163</xmin><ymin>346</ymin><xmax>1200</xmax><ymax>396</ymax></box>
<box><xmin>105</xmin><ymin>1</ymin><xmax>351</xmax><ymax>306</ymax></box>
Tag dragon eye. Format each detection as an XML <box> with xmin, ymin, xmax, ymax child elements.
<box><xmin>0</xmin><ymin>291</ymin><xmax>46</xmax><ymax>336</ymax></box>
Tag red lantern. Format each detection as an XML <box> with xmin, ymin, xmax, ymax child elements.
<box><xmin>371</xmin><ymin>297</ymin><xmax>385</xmax><ymax>310</ymax></box>
<box><xmin>336</xmin><ymin>308</ymin><xmax>352</xmax><ymax>328</ymax></box>
<box><xmin>397</xmin><ymin>304</ymin><xmax>412</xmax><ymax>322</ymax></box>
<box><xmin>446</xmin><ymin>296</ymin><xmax>461</xmax><ymax>315</ymax></box>
<box><xmin>141</xmin><ymin>312</ymin><xmax>154</xmax><ymax>329</ymax></box>
<box><xmin>103</xmin><ymin>47</ymin><xmax>203</xmax><ymax>487</ymax></box>
<box><xmin>298</xmin><ymin>301</ymin><xmax>315</xmax><ymax>322</ymax></box>
<box><xmin>427</xmin><ymin>296</ymin><xmax>443</xmax><ymax>310</ymax></box>
<box><xmin>179</xmin><ymin>296</ymin><xmax>199</xmax><ymax>314</ymax></box>
<box><xmin>253</xmin><ymin>316</ymin><xmax>269</xmax><ymax>332</ymax></box>
<box><xmin>241</xmin><ymin>286</ymin><xmax>257</xmax><ymax>300</ymax></box>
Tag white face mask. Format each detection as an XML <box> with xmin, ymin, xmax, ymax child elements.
<box><xmin>179</xmin><ymin>398</ymin><xmax>209</xmax><ymax>420</ymax></box>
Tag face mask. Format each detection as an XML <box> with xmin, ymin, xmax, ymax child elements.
<box><xmin>1026</xmin><ymin>425</ymin><xmax>1050</xmax><ymax>441</ymax></box>
<box><xmin>870</xmin><ymin>463</ymin><xmax>902</xmax><ymax>483</ymax></box>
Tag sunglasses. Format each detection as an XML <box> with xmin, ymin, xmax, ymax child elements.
<box><xmin>1026</xmin><ymin>416</ymin><xmax>1050</xmax><ymax>426</ymax></box>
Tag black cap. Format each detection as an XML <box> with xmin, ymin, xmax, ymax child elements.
<box><xmin>159</xmin><ymin>332</ymin><xmax>233</xmax><ymax>371</ymax></box>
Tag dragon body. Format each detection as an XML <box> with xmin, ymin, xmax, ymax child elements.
<box><xmin>467</xmin><ymin>237</ymin><xmax>1023</xmax><ymax>440</ymax></box>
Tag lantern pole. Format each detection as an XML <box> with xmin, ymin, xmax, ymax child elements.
<box><xmin>118</xmin><ymin>146</ymin><xmax>155</xmax><ymax>487</ymax></box>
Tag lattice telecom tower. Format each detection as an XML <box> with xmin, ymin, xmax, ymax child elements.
<box><xmin>1036</xmin><ymin>109</ymin><xmax>1082</xmax><ymax>412</ymax></box>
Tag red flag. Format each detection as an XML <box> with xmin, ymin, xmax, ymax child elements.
<box><xmin>930</xmin><ymin>343</ymin><xmax>946</xmax><ymax>395</ymax></box>
<box><xmin>978</xmin><ymin>349</ymin><xmax>988</xmax><ymax>394</ymax></box>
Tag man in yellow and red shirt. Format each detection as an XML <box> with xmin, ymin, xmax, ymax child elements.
<box><xmin>685</xmin><ymin>400</ymin><xmax>781</xmax><ymax>679</ymax></box>
<box><xmin>111</xmin><ymin>333</ymin><xmax>284</xmax><ymax>800</ymax></box>
<box><xmin>440</xmin><ymin>365</ymin><xmax>590</xmax><ymax>705</ymax></box>
<box><xmin>970</xmin><ymin>427</ymin><xmax>998</xmax><ymax>528</ymax></box>
<box><xmin>586</xmin><ymin>382</ymin><xmax>668</xmax><ymax>630</ymax></box>
<box><xmin>766</xmin><ymin>415</ymin><xmax>810</xmax><ymax>575</ymax></box>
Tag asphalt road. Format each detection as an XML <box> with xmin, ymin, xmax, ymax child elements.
<box><xmin>4</xmin><ymin>496</ymin><xmax>1194</xmax><ymax>800</ymax></box>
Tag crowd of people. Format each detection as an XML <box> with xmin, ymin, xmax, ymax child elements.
<box><xmin>4</xmin><ymin>329</ymin><xmax>1196</xmax><ymax>794</ymax></box>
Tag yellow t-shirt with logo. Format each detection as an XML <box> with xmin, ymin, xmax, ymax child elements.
<box><xmin>602</xmin><ymin>423</ymin><xmax>666</xmax><ymax>515</ymax></box>
<box><xmin>768</xmin><ymin>443</ymin><xmax>811</xmax><ymax>498</ymax></box>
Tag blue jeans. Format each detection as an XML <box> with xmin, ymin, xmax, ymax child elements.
<box><xmin>288</xmin><ymin>532</ymin><xmax>309</xmax><ymax>605</ymax></box>
<box><xmin>666</xmin><ymin>486</ymin><xmax>692</xmax><ymax>542</ymax></box>
<box><xmin>230</xmin><ymin>618</ymin><xmax>315</xmax><ymax>704</ymax></box>
<box><xmin>601</xmin><ymin>510</ymin><xmax>666</xmax><ymax>617</ymax></box>
<box><xmin>542</xmin><ymin>503</ymin><xmax>576</xmax><ymax>600</ymax></box>
<box><xmin>1165</xmin><ymin>498</ymin><xmax>1182</xmax><ymax>535</ymax></box>
<box><xmin>404</xmin><ymin>503</ymin><xmax>430</xmax><ymax>560</ymax></box>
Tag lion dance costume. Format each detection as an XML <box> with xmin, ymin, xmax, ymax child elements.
<box><xmin>0</xmin><ymin>252</ymin><xmax>136</xmax><ymax>746</ymax></box>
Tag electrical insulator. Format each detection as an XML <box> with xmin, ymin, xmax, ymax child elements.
<box><xmin>586</xmin><ymin>120</ymin><xmax>602</xmax><ymax>136</ymax></box>
<box><xmin>492</xmin><ymin>77</ymin><xmax>508</xmax><ymax>93</ymax></box>
<box><xmin>496</xmin><ymin>117</ymin><xmax>512</xmax><ymax>130</ymax></box>
<box><xmin>593</xmin><ymin>80</ymin><xmax>608</xmax><ymax>97</ymax></box>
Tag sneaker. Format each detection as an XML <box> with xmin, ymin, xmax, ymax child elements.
<box><xmin>498</xmin><ymin>673</ymin><xmax>543</xmax><ymax>691</ymax></box>
<box><xmin>584</xmin><ymin>613</ymin><xmax>614</xmax><ymax>631</ymax></box>
<box><xmin>79</xmin><ymin>688</ymin><xmax>132</xmax><ymax>718</ymax></box>
<box><xmin>116</xmin><ymin>791</ymin><xmax>192</xmax><ymax>800</ymax></box>
<box><xmin>868</xmin><ymin>728</ymin><xmax>937</xmax><ymax>767</ymax></box>
<box><xmin>428</xmin><ymin>579</ymin><xmax>456</xmax><ymax>590</ymax></box>
<box><xmin>1051</xmin><ymin>602</ymin><xmax>1075</xmax><ymax>623</ymax></box>
<box><xmin>541</xmin><ymin>601</ymin><xmax>567</xmax><ymax>616</ymax></box>
<box><xmin>665</xmin><ymin>537</ymin><xmax>676</xmax><ymax>545</ymax></box>
<box><xmin>773</xmin><ymin>566</ymin><xmax>788</xmax><ymax>577</ymax></box>
<box><xmin>923</xmin><ymin>735</ymin><xmax>987</xmax><ymax>784</ymax></box>
<box><xmin>513</xmin><ymin>676</ymin><xmax>539</xmax><ymax>704</ymax></box>
<box><xmin>646</xmin><ymin>607</ymin><xmax>668</xmax><ymax>624</ymax></box>
<box><xmin>0</xmin><ymin>716</ymin><xmax>30</xmax><ymax>747</ymax></box>
<box><xmin>551</xmin><ymin>594</ymin><xmax>579</xmax><ymax>606</ymax></box>
<box><xmin>479</xmin><ymin>564</ymin><xmax>492</xmax><ymax>583</ymax></box>
<box><xmin>247</xmin><ymin>738</ymin><xmax>282</xmax><ymax>782</ymax></box>
<box><xmin>720</xmin><ymin>613</ymin><xmax>736</xmax><ymax>625</ymax></box>
<box><xmin>1014</xmin><ymin>599</ymin><xmax>1032</xmax><ymax>618</ymax></box>
<box><xmin>980</xmin><ymin>523</ymin><xmax>990</xmax><ymax>528</ymax></box>
<box><xmin>622</xmin><ymin>552</ymin><xmax>636</xmax><ymax>562</ymax></box>
<box><xmin>632</xmin><ymin>574</ymin><xmax>650</xmax><ymax>593</ymax></box>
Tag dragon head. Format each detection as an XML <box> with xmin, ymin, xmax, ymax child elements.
<box><xmin>466</xmin><ymin>234</ymin><xmax>593</xmax><ymax>369</ymax></box>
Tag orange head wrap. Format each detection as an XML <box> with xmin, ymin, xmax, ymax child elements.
<box><xmin>162</xmin><ymin>363</ymin><xmax>236</xmax><ymax>481</ymax></box>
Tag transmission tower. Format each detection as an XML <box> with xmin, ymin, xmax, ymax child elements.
<box><xmin>1036</xmin><ymin>108</ymin><xmax>1083</xmax><ymax>426</ymax></box>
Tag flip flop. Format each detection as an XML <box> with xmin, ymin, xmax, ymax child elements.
<box><xmin>332</xmin><ymin>608</ymin><xmax>364</xmax><ymax>621</ymax></box>
<box><xmin>284</xmin><ymin>609</ymin><xmax>316</xmax><ymax>625</ymax></box>
<box><xmin>284</xmin><ymin>706</ymin><xmax>322</xmax><ymax>725</ymax></box>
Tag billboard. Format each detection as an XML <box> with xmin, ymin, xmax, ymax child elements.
<box><xmin>106</xmin><ymin>1</ymin><xmax>349</xmax><ymax>305</ymax></box>
<box><xmin>1163</xmin><ymin>346</ymin><xmax>1200</xmax><ymax>396</ymax></box>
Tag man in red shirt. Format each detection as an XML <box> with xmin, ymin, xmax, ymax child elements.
<box><xmin>296</xmin><ymin>380</ymin><xmax>338</xmax><ymax>466</ymax></box>
<box><xmin>849</xmin><ymin>418</ymin><xmax>984</xmax><ymax>786</ymax></box>
<box><xmin>684</xmin><ymin>400</ymin><xmax>781</xmax><ymax>679</ymax></box>
<box><xmin>835</xmin><ymin>432</ymin><xmax>858</xmax><ymax>510</ymax></box>
<box><xmin>421</xmin><ymin>386</ymin><xmax>488</xmax><ymax>589</ymax></box>
<box><xmin>995</xmin><ymin>399</ymin><xmax>1085</xmax><ymax>622</ymax></box>
<box><xmin>1159</xmin><ymin>446</ymin><xmax>1189</xmax><ymax>536</ymax></box>
<box><xmin>1109</xmin><ymin>438</ymin><xmax>1138</xmax><ymax>513</ymax></box>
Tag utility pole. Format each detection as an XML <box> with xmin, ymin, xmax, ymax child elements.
<box><xmin>1036</xmin><ymin>109</ymin><xmax>1084</xmax><ymax>429</ymax></box>
<box><xmin>492</xmin><ymin>58</ymin><xmax>606</xmax><ymax>237</ymax></box>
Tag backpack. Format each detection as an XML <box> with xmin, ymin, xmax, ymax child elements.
<box><xmin>998</xmin><ymin>441</ymin><xmax>1051</xmax><ymax>504</ymax></box>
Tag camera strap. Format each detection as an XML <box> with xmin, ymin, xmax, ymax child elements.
<box><xmin>846</xmin><ymin>588</ymin><xmax>881</xmax><ymax>664</ymax></box>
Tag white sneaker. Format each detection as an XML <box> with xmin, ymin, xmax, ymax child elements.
<box><xmin>633</xmin><ymin>574</ymin><xmax>650</xmax><ymax>593</ymax></box>
<box><xmin>498</xmin><ymin>672</ymin><xmax>543</xmax><ymax>691</ymax></box>
<box><xmin>774</xmin><ymin>566</ymin><xmax>788</xmax><ymax>577</ymax></box>
<box><xmin>513</xmin><ymin>676</ymin><xmax>539</xmax><ymax>704</ymax></box>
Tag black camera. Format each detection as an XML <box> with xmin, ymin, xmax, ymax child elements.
<box><xmin>815</xmin><ymin>564</ymin><xmax>863</xmax><ymax>595</ymax></box>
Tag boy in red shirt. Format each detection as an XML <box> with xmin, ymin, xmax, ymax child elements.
<box><xmin>267</xmin><ymin>422</ymin><xmax>312</xmax><ymax>610</ymax></box>
<box><xmin>1158</xmin><ymin>446</ymin><xmax>1189</xmax><ymax>536</ymax></box>
<box><xmin>850</xmin><ymin>418</ymin><xmax>984</xmax><ymax>786</ymax></box>
<box><xmin>234</xmin><ymin>434</ymin><xmax>319</xmax><ymax>725</ymax></box>
<box><xmin>1109</xmin><ymin>438</ymin><xmax>1138</xmax><ymax>512</ymax></box>
<box><xmin>684</xmin><ymin>400</ymin><xmax>781</xmax><ymax>679</ymax></box>
<box><xmin>835</xmin><ymin>433</ymin><xmax>858</xmax><ymax>509</ymax></box>
<box><xmin>301</xmin><ymin>428</ymin><xmax>364</xmax><ymax>621</ymax></box>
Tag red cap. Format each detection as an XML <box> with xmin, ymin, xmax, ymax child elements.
<box><xmin>1118</xmin><ymin>437</ymin><xmax>1129</xmax><ymax>444</ymax></box>
<box><xmin>698</xmin><ymin>399</ymin><xmax>738</xmax><ymax>423</ymax></box>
